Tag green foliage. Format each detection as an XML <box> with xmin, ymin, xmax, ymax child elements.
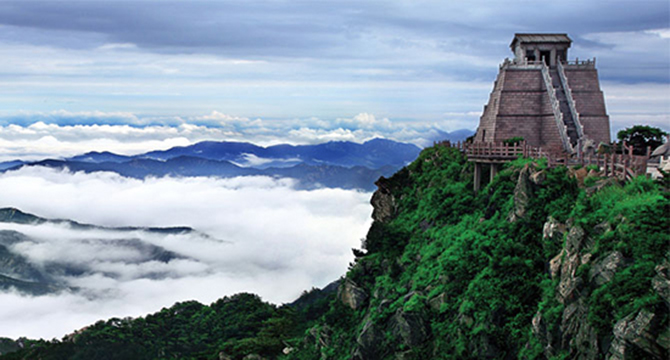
<box><xmin>565</xmin><ymin>175</ymin><xmax>670</xmax><ymax>335</ymax></box>
<box><xmin>0</xmin><ymin>339</ymin><xmax>21</xmax><ymax>357</ymax></box>
<box><xmin>311</xmin><ymin>145</ymin><xmax>665</xmax><ymax>359</ymax></box>
<box><xmin>1</xmin><ymin>293</ymin><xmax>325</xmax><ymax>360</ymax></box>
<box><xmin>617</xmin><ymin>124</ymin><xmax>668</xmax><ymax>155</ymax></box>
<box><xmin>502</xmin><ymin>136</ymin><xmax>525</xmax><ymax>146</ymax></box>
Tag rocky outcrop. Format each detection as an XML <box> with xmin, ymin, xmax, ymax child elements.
<box><xmin>303</xmin><ymin>326</ymin><xmax>332</xmax><ymax>360</ymax></box>
<box><xmin>552</xmin><ymin>225</ymin><xmax>586</xmax><ymax>304</ymax></box>
<box><xmin>338</xmin><ymin>279</ymin><xmax>368</xmax><ymax>310</ymax></box>
<box><xmin>534</xmin><ymin>215</ymin><xmax>668</xmax><ymax>360</ymax></box>
<box><xmin>371</xmin><ymin>178</ymin><xmax>397</xmax><ymax>223</ymax></box>
<box><xmin>559</xmin><ymin>300</ymin><xmax>600</xmax><ymax>359</ymax></box>
<box><xmin>306</xmin><ymin>325</ymin><xmax>332</xmax><ymax>349</ymax></box>
<box><xmin>509</xmin><ymin>164</ymin><xmax>533</xmax><ymax>222</ymax></box>
<box><xmin>538</xmin><ymin>218</ymin><xmax>603</xmax><ymax>358</ymax></box>
<box><xmin>652</xmin><ymin>256</ymin><xmax>670</xmax><ymax>305</ymax></box>
<box><xmin>351</xmin><ymin>307</ymin><xmax>431</xmax><ymax>360</ymax></box>
<box><xmin>352</xmin><ymin>317</ymin><xmax>385</xmax><ymax>360</ymax></box>
<box><xmin>428</xmin><ymin>292</ymin><xmax>447</xmax><ymax>312</ymax></box>
<box><xmin>389</xmin><ymin>309</ymin><xmax>430</xmax><ymax>348</ymax></box>
<box><xmin>609</xmin><ymin>310</ymin><xmax>667</xmax><ymax>360</ymax></box>
<box><xmin>589</xmin><ymin>251</ymin><xmax>627</xmax><ymax>286</ymax></box>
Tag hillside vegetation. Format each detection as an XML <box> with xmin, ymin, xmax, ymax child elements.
<box><xmin>2</xmin><ymin>145</ymin><xmax>668</xmax><ymax>360</ymax></box>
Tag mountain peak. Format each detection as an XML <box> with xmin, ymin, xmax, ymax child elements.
<box><xmin>0</xmin><ymin>208</ymin><xmax>44</xmax><ymax>225</ymax></box>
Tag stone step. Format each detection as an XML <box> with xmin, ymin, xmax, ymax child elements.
<box><xmin>548</xmin><ymin>69</ymin><xmax>579</xmax><ymax>147</ymax></box>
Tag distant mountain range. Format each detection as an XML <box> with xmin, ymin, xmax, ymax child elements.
<box><xmin>0</xmin><ymin>208</ymin><xmax>198</xmax><ymax>296</ymax></box>
<box><xmin>69</xmin><ymin>138</ymin><xmax>422</xmax><ymax>169</ymax></box>
<box><xmin>1</xmin><ymin>138</ymin><xmax>433</xmax><ymax>191</ymax></box>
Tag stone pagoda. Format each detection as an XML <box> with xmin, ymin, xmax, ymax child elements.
<box><xmin>474</xmin><ymin>33</ymin><xmax>611</xmax><ymax>154</ymax></box>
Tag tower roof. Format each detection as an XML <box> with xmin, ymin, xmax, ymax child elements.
<box><xmin>510</xmin><ymin>33</ymin><xmax>572</xmax><ymax>49</ymax></box>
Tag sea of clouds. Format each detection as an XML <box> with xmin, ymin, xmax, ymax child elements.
<box><xmin>0</xmin><ymin>166</ymin><xmax>373</xmax><ymax>339</ymax></box>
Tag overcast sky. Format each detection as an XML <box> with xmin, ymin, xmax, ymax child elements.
<box><xmin>0</xmin><ymin>0</ymin><xmax>667</xmax><ymax>157</ymax></box>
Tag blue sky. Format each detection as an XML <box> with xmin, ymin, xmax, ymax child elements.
<box><xmin>0</xmin><ymin>0</ymin><xmax>668</xmax><ymax>158</ymax></box>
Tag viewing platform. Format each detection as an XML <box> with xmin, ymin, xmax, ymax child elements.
<box><xmin>435</xmin><ymin>140</ymin><xmax>651</xmax><ymax>192</ymax></box>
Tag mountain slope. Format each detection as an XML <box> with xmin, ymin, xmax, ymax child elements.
<box><xmin>9</xmin><ymin>158</ymin><xmax>394</xmax><ymax>191</ymax></box>
<box><xmin>69</xmin><ymin>139</ymin><xmax>422</xmax><ymax>169</ymax></box>
<box><xmin>302</xmin><ymin>146</ymin><xmax>669</xmax><ymax>360</ymax></box>
<box><xmin>2</xmin><ymin>145</ymin><xmax>667</xmax><ymax>360</ymax></box>
<box><xmin>0</xmin><ymin>208</ymin><xmax>196</xmax><ymax>296</ymax></box>
<box><xmin>5</xmin><ymin>139</ymin><xmax>421</xmax><ymax>191</ymax></box>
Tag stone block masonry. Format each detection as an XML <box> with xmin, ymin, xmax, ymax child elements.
<box><xmin>474</xmin><ymin>33</ymin><xmax>611</xmax><ymax>155</ymax></box>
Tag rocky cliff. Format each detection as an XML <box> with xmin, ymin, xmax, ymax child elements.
<box><xmin>299</xmin><ymin>145</ymin><xmax>668</xmax><ymax>360</ymax></box>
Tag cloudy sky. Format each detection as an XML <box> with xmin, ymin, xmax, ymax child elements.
<box><xmin>0</xmin><ymin>0</ymin><xmax>667</xmax><ymax>159</ymax></box>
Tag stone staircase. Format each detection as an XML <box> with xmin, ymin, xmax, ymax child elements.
<box><xmin>550</xmin><ymin>69</ymin><xmax>579</xmax><ymax>148</ymax></box>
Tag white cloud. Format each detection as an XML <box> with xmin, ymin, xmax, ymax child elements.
<box><xmin>0</xmin><ymin>167</ymin><xmax>373</xmax><ymax>339</ymax></box>
<box><xmin>601</xmin><ymin>82</ymin><xmax>670</xmax><ymax>137</ymax></box>
<box><xmin>645</xmin><ymin>28</ymin><xmax>670</xmax><ymax>39</ymax></box>
<box><xmin>97</xmin><ymin>43</ymin><xmax>138</xmax><ymax>51</ymax></box>
<box><xmin>0</xmin><ymin>110</ymin><xmax>478</xmax><ymax>161</ymax></box>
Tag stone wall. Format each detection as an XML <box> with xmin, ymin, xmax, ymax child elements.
<box><xmin>475</xmin><ymin>70</ymin><xmax>505</xmax><ymax>142</ymax></box>
<box><xmin>564</xmin><ymin>68</ymin><xmax>611</xmax><ymax>144</ymax></box>
<box><xmin>487</xmin><ymin>69</ymin><xmax>563</xmax><ymax>152</ymax></box>
<box><xmin>474</xmin><ymin>65</ymin><xmax>610</xmax><ymax>152</ymax></box>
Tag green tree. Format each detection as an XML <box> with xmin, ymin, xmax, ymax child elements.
<box><xmin>617</xmin><ymin>125</ymin><xmax>668</xmax><ymax>155</ymax></box>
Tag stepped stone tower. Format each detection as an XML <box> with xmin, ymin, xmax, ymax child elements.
<box><xmin>475</xmin><ymin>33</ymin><xmax>611</xmax><ymax>154</ymax></box>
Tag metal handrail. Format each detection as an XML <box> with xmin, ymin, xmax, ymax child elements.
<box><xmin>557</xmin><ymin>61</ymin><xmax>584</xmax><ymax>138</ymax></box>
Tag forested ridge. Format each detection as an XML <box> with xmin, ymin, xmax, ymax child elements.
<box><xmin>2</xmin><ymin>145</ymin><xmax>668</xmax><ymax>359</ymax></box>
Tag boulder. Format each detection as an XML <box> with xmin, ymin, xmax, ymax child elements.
<box><xmin>586</xmin><ymin>177</ymin><xmax>619</xmax><ymax>196</ymax></box>
<box><xmin>564</xmin><ymin>226</ymin><xmax>585</xmax><ymax>254</ymax></box>
<box><xmin>551</xmin><ymin>225</ymin><xmax>588</xmax><ymax>304</ymax></box>
<box><xmin>338</xmin><ymin>279</ymin><xmax>368</xmax><ymax>310</ymax></box>
<box><xmin>652</xmin><ymin>257</ymin><xmax>670</xmax><ymax>305</ymax></box>
<box><xmin>353</xmin><ymin>317</ymin><xmax>385</xmax><ymax>360</ymax></box>
<box><xmin>509</xmin><ymin>164</ymin><xmax>533</xmax><ymax>222</ymax></box>
<box><xmin>306</xmin><ymin>325</ymin><xmax>332</xmax><ymax>349</ymax></box>
<box><xmin>609</xmin><ymin>310</ymin><xmax>667</xmax><ymax>360</ymax></box>
<box><xmin>556</xmin><ymin>252</ymin><xmax>582</xmax><ymax>304</ymax></box>
<box><xmin>543</xmin><ymin>216</ymin><xmax>566</xmax><ymax>243</ymax></box>
<box><xmin>549</xmin><ymin>250</ymin><xmax>564</xmax><ymax>280</ymax></box>
<box><xmin>371</xmin><ymin>180</ymin><xmax>397</xmax><ymax>223</ymax></box>
<box><xmin>589</xmin><ymin>251</ymin><xmax>626</xmax><ymax>287</ymax></box>
<box><xmin>428</xmin><ymin>293</ymin><xmax>447</xmax><ymax>312</ymax></box>
<box><xmin>389</xmin><ymin>309</ymin><xmax>430</xmax><ymax>348</ymax></box>
<box><xmin>468</xmin><ymin>331</ymin><xmax>500</xmax><ymax>359</ymax></box>
<box><xmin>560</xmin><ymin>300</ymin><xmax>599</xmax><ymax>359</ymax></box>
<box><xmin>530</xmin><ymin>169</ymin><xmax>546</xmax><ymax>185</ymax></box>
